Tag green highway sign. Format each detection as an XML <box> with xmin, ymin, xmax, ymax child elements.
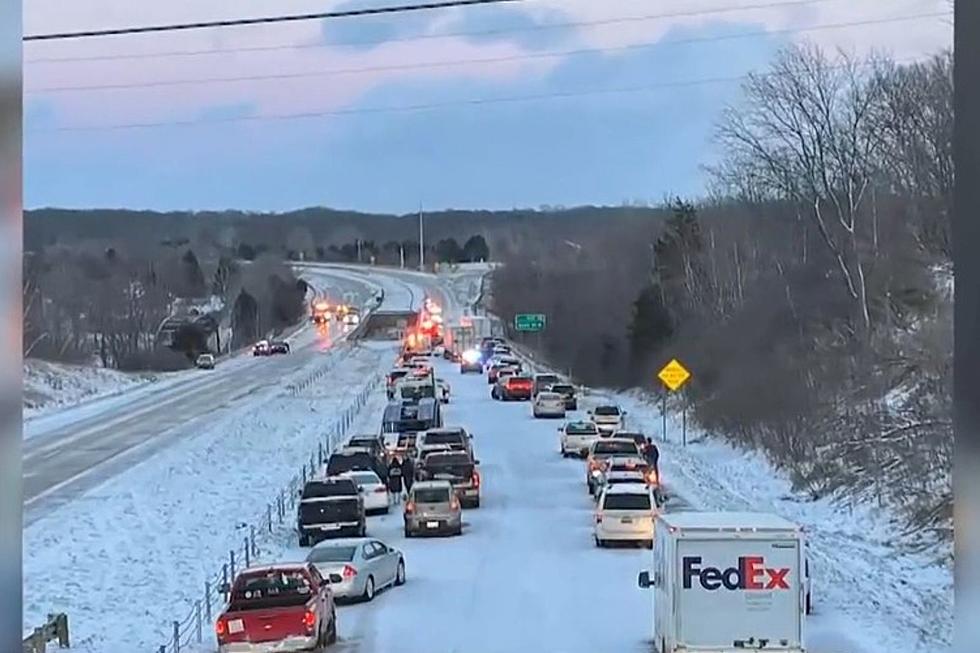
<box><xmin>514</xmin><ymin>313</ymin><xmax>546</xmax><ymax>332</ymax></box>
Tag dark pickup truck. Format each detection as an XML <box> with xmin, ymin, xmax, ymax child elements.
<box><xmin>297</xmin><ymin>478</ymin><xmax>366</xmax><ymax>547</ymax></box>
<box><xmin>215</xmin><ymin>562</ymin><xmax>337</xmax><ymax>652</ymax></box>
<box><xmin>417</xmin><ymin>450</ymin><xmax>482</xmax><ymax>509</ymax></box>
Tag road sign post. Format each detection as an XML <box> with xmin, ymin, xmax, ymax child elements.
<box><xmin>657</xmin><ymin>358</ymin><xmax>692</xmax><ymax>445</ymax></box>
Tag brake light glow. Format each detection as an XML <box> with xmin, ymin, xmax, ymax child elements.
<box><xmin>646</xmin><ymin>470</ymin><xmax>659</xmax><ymax>484</ymax></box>
<box><xmin>472</xmin><ymin>471</ymin><xmax>481</xmax><ymax>488</ymax></box>
<box><xmin>450</xmin><ymin>497</ymin><xmax>460</xmax><ymax>510</ymax></box>
<box><xmin>215</xmin><ymin>618</ymin><xmax>227</xmax><ymax>639</ymax></box>
<box><xmin>302</xmin><ymin>610</ymin><xmax>316</xmax><ymax>633</ymax></box>
<box><xmin>405</xmin><ymin>501</ymin><xmax>416</xmax><ymax>514</ymax></box>
<box><xmin>342</xmin><ymin>565</ymin><xmax>358</xmax><ymax>579</ymax></box>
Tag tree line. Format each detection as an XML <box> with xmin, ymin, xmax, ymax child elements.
<box><xmin>492</xmin><ymin>44</ymin><xmax>953</xmax><ymax>544</ymax></box>
<box><xmin>24</xmin><ymin>242</ymin><xmax>307</xmax><ymax>371</ymax></box>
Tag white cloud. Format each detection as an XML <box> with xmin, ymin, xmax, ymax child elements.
<box><xmin>23</xmin><ymin>0</ymin><xmax>952</xmax><ymax>129</ymax></box>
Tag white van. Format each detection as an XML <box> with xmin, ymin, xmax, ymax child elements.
<box><xmin>638</xmin><ymin>511</ymin><xmax>806</xmax><ymax>653</ymax></box>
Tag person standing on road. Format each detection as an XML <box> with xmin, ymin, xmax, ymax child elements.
<box><xmin>388</xmin><ymin>458</ymin><xmax>403</xmax><ymax>504</ymax></box>
<box><xmin>644</xmin><ymin>437</ymin><xmax>660</xmax><ymax>476</ymax></box>
<box><xmin>401</xmin><ymin>454</ymin><xmax>415</xmax><ymax>494</ymax></box>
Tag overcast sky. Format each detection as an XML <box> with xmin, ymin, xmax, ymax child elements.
<box><xmin>22</xmin><ymin>0</ymin><xmax>952</xmax><ymax>213</ymax></box>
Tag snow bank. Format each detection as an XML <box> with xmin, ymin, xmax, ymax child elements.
<box><xmin>23</xmin><ymin>359</ymin><xmax>157</xmax><ymax>420</ymax></box>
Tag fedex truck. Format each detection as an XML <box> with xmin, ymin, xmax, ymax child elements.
<box><xmin>638</xmin><ymin>512</ymin><xmax>806</xmax><ymax>653</ymax></box>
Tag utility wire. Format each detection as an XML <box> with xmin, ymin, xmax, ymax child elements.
<box><xmin>25</xmin><ymin>11</ymin><xmax>949</xmax><ymax>95</ymax></box>
<box><xmin>25</xmin><ymin>0</ymin><xmax>853</xmax><ymax>63</ymax></box>
<box><xmin>22</xmin><ymin>0</ymin><xmax>528</xmax><ymax>41</ymax></box>
<box><xmin>27</xmin><ymin>53</ymin><xmax>931</xmax><ymax>134</ymax></box>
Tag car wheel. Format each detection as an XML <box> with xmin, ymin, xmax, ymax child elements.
<box><xmin>806</xmin><ymin>592</ymin><xmax>812</xmax><ymax>615</ymax></box>
<box><xmin>395</xmin><ymin>559</ymin><xmax>406</xmax><ymax>586</ymax></box>
<box><xmin>404</xmin><ymin>526</ymin><xmax>413</xmax><ymax>538</ymax></box>
<box><xmin>362</xmin><ymin>576</ymin><xmax>375</xmax><ymax>602</ymax></box>
<box><xmin>595</xmin><ymin>536</ymin><xmax>605</xmax><ymax>548</ymax></box>
<box><xmin>472</xmin><ymin>497</ymin><xmax>481</xmax><ymax>508</ymax></box>
<box><xmin>382</xmin><ymin>506</ymin><xmax>390</xmax><ymax>514</ymax></box>
<box><xmin>299</xmin><ymin>533</ymin><xmax>309</xmax><ymax>547</ymax></box>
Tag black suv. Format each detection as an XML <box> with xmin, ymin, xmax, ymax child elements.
<box><xmin>297</xmin><ymin>477</ymin><xmax>365</xmax><ymax>546</ymax></box>
<box><xmin>549</xmin><ymin>383</ymin><xmax>578</xmax><ymax>410</ymax></box>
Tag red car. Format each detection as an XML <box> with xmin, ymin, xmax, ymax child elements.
<box><xmin>496</xmin><ymin>374</ymin><xmax>534</xmax><ymax>401</ymax></box>
<box><xmin>215</xmin><ymin>563</ymin><xmax>338</xmax><ymax>652</ymax></box>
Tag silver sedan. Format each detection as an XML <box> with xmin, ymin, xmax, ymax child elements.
<box><xmin>306</xmin><ymin>537</ymin><xmax>406</xmax><ymax>602</ymax></box>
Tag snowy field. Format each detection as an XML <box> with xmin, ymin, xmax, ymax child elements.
<box><xmin>23</xmin><ymin>358</ymin><xmax>159</xmax><ymax>420</ymax></box>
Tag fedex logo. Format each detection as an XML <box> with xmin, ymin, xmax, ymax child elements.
<box><xmin>682</xmin><ymin>556</ymin><xmax>791</xmax><ymax>591</ymax></box>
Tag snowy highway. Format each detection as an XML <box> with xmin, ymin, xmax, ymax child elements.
<box><xmin>267</xmin><ymin>354</ymin><xmax>658</xmax><ymax>653</ymax></box>
<box><xmin>22</xmin><ymin>268</ymin><xmax>379</xmax><ymax>518</ymax></box>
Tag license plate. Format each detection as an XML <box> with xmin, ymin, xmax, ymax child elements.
<box><xmin>621</xmin><ymin>518</ymin><xmax>633</xmax><ymax>524</ymax></box>
<box><xmin>426</xmin><ymin>521</ymin><xmax>439</xmax><ymax>528</ymax></box>
<box><xmin>228</xmin><ymin>619</ymin><xmax>244</xmax><ymax>634</ymax></box>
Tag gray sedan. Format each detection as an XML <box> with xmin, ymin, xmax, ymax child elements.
<box><xmin>306</xmin><ymin>537</ymin><xmax>406</xmax><ymax>602</ymax></box>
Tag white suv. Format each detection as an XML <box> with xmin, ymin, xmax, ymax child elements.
<box><xmin>558</xmin><ymin>420</ymin><xmax>601</xmax><ymax>458</ymax></box>
<box><xmin>588</xmin><ymin>404</ymin><xmax>626</xmax><ymax>435</ymax></box>
<box><xmin>593</xmin><ymin>483</ymin><xmax>657</xmax><ymax>548</ymax></box>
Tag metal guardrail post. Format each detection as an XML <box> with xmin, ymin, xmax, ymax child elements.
<box><xmin>195</xmin><ymin>601</ymin><xmax>202</xmax><ymax>643</ymax></box>
<box><xmin>222</xmin><ymin>564</ymin><xmax>228</xmax><ymax>599</ymax></box>
<box><xmin>205</xmin><ymin>581</ymin><xmax>212</xmax><ymax>623</ymax></box>
<box><xmin>267</xmin><ymin>504</ymin><xmax>273</xmax><ymax>532</ymax></box>
<box><xmin>250</xmin><ymin>525</ymin><xmax>257</xmax><ymax>556</ymax></box>
<box><xmin>244</xmin><ymin>537</ymin><xmax>250</xmax><ymax>568</ymax></box>
<box><xmin>230</xmin><ymin>549</ymin><xmax>236</xmax><ymax>579</ymax></box>
<box><xmin>172</xmin><ymin>620</ymin><xmax>180</xmax><ymax>652</ymax></box>
<box><xmin>159</xmin><ymin>646</ymin><xmax>166</xmax><ymax>653</ymax></box>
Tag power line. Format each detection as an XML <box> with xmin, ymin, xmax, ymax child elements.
<box><xmin>22</xmin><ymin>0</ymin><xmax>528</xmax><ymax>42</ymax></box>
<box><xmin>26</xmin><ymin>54</ymin><xmax>932</xmax><ymax>134</ymax></box>
<box><xmin>25</xmin><ymin>11</ymin><xmax>948</xmax><ymax>95</ymax></box>
<box><xmin>24</xmin><ymin>0</ymin><xmax>851</xmax><ymax>63</ymax></box>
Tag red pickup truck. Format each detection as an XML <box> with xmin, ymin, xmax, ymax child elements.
<box><xmin>215</xmin><ymin>563</ymin><xmax>338</xmax><ymax>652</ymax></box>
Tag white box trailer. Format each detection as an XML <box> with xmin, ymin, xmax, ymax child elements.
<box><xmin>638</xmin><ymin>511</ymin><xmax>806</xmax><ymax>653</ymax></box>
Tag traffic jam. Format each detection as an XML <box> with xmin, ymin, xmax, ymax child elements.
<box><xmin>212</xmin><ymin>298</ymin><xmax>814</xmax><ymax>653</ymax></box>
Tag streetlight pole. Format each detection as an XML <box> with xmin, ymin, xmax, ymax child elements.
<box><xmin>418</xmin><ymin>202</ymin><xmax>425</xmax><ymax>271</ymax></box>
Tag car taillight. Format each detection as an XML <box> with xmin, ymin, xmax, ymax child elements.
<box><xmin>342</xmin><ymin>564</ymin><xmax>358</xmax><ymax>579</ymax></box>
<box><xmin>302</xmin><ymin>609</ymin><xmax>316</xmax><ymax>633</ymax></box>
<box><xmin>215</xmin><ymin>618</ymin><xmax>228</xmax><ymax>640</ymax></box>
<box><xmin>472</xmin><ymin>471</ymin><xmax>480</xmax><ymax>487</ymax></box>
<box><xmin>405</xmin><ymin>501</ymin><xmax>416</xmax><ymax>514</ymax></box>
<box><xmin>374</xmin><ymin>486</ymin><xmax>387</xmax><ymax>493</ymax></box>
<box><xmin>450</xmin><ymin>497</ymin><xmax>460</xmax><ymax>510</ymax></box>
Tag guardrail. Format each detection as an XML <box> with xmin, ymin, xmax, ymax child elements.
<box><xmin>149</xmin><ymin>372</ymin><xmax>384</xmax><ymax>653</ymax></box>
<box><xmin>23</xmin><ymin>613</ymin><xmax>70</xmax><ymax>652</ymax></box>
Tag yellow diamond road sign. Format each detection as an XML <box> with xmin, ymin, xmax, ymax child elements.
<box><xmin>658</xmin><ymin>358</ymin><xmax>691</xmax><ymax>391</ymax></box>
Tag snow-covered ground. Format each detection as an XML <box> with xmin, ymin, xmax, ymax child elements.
<box><xmin>23</xmin><ymin>359</ymin><xmax>158</xmax><ymax>420</ymax></box>
<box><xmin>22</xmin><ymin>339</ymin><xmax>399</xmax><ymax>652</ymax></box>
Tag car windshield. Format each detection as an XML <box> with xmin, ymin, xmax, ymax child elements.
<box><xmin>550</xmin><ymin>385</ymin><xmax>574</xmax><ymax>394</ymax></box>
<box><xmin>302</xmin><ymin>481</ymin><xmax>357</xmax><ymax>498</ymax></box>
<box><xmin>229</xmin><ymin>570</ymin><xmax>313</xmax><ymax>610</ymax></box>
<box><xmin>594</xmin><ymin>406</ymin><xmax>621</xmax><ymax>416</ymax></box>
<box><xmin>602</xmin><ymin>493</ymin><xmax>652</xmax><ymax>510</ymax></box>
<box><xmin>413</xmin><ymin>488</ymin><xmax>451</xmax><ymax>504</ymax></box>
<box><xmin>424</xmin><ymin>431</ymin><xmax>465</xmax><ymax>446</ymax></box>
<box><xmin>594</xmin><ymin>441</ymin><xmax>638</xmax><ymax>455</ymax></box>
<box><xmin>347</xmin><ymin>472</ymin><xmax>380</xmax><ymax>485</ymax></box>
<box><xmin>566</xmin><ymin>423</ymin><xmax>598</xmax><ymax>435</ymax></box>
<box><xmin>538</xmin><ymin>392</ymin><xmax>561</xmax><ymax>400</ymax></box>
<box><xmin>307</xmin><ymin>546</ymin><xmax>357</xmax><ymax>563</ymax></box>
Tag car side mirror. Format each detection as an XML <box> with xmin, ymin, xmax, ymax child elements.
<box><xmin>328</xmin><ymin>573</ymin><xmax>343</xmax><ymax>584</ymax></box>
<box><xmin>586</xmin><ymin>409</ymin><xmax>593</xmax><ymax>415</ymax></box>
<box><xmin>638</xmin><ymin>571</ymin><xmax>653</xmax><ymax>588</ymax></box>
<box><xmin>474</xmin><ymin>459</ymin><xmax>481</xmax><ymax>465</ymax></box>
